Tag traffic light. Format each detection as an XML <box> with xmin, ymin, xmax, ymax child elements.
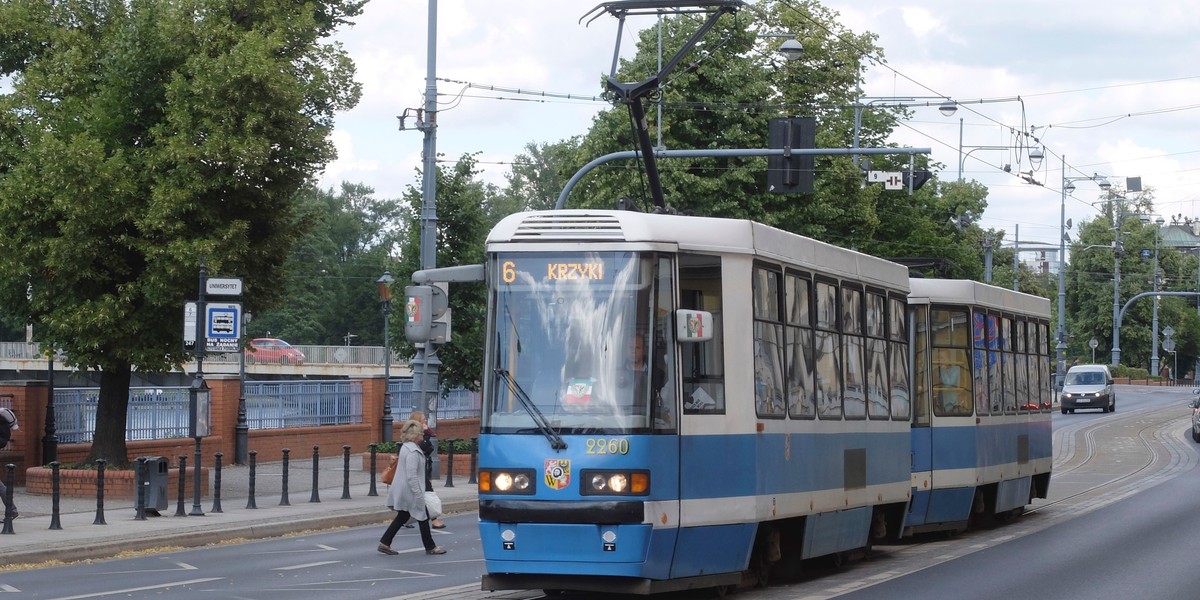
<box><xmin>903</xmin><ymin>169</ymin><xmax>933</xmax><ymax>191</ymax></box>
<box><xmin>404</xmin><ymin>285</ymin><xmax>447</xmax><ymax>343</ymax></box>
<box><xmin>767</xmin><ymin>117</ymin><xmax>815</xmax><ymax>194</ymax></box>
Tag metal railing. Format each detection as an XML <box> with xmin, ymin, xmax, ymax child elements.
<box><xmin>51</xmin><ymin>379</ymin><xmax>480</xmax><ymax>443</ymax></box>
<box><xmin>243</xmin><ymin>380</ymin><xmax>363</xmax><ymax>429</ymax></box>
<box><xmin>0</xmin><ymin>341</ymin><xmax>403</xmax><ymax>367</ymax></box>
<box><xmin>390</xmin><ymin>379</ymin><xmax>481</xmax><ymax>421</ymax></box>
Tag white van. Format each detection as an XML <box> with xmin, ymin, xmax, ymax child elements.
<box><xmin>1060</xmin><ymin>364</ymin><xmax>1115</xmax><ymax>414</ymax></box>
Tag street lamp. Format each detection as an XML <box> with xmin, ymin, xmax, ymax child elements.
<box><xmin>1151</xmin><ymin>216</ymin><xmax>1165</xmax><ymax>376</ymax></box>
<box><xmin>1056</xmin><ymin>156</ymin><xmax>1111</xmax><ymax>389</ymax></box>
<box><xmin>377</xmin><ymin>271</ymin><xmax>395</xmax><ymax>443</ymax></box>
<box><xmin>852</xmin><ymin>96</ymin><xmax>956</xmax><ymax>170</ymax></box>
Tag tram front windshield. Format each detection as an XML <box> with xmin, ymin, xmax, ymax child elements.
<box><xmin>486</xmin><ymin>251</ymin><xmax>666</xmax><ymax>435</ymax></box>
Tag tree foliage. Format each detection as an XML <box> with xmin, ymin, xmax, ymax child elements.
<box><xmin>0</xmin><ymin>0</ymin><xmax>364</xmax><ymax>465</ymax></box>
<box><xmin>395</xmin><ymin>154</ymin><xmax>494</xmax><ymax>393</ymax></box>
<box><xmin>1066</xmin><ymin>187</ymin><xmax>1200</xmax><ymax>372</ymax></box>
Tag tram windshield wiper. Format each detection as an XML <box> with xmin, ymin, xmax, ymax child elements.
<box><xmin>495</xmin><ymin>369</ymin><xmax>567</xmax><ymax>450</ymax></box>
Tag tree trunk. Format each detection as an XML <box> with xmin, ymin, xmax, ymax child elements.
<box><xmin>86</xmin><ymin>361</ymin><xmax>133</xmax><ymax>468</ymax></box>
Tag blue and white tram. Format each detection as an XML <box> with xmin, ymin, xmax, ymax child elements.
<box><xmin>904</xmin><ymin>279</ymin><xmax>1053</xmax><ymax>535</ymax></box>
<box><xmin>477</xmin><ymin>210</ymin><xmax>915</xmax><ymax>594</ymax></box>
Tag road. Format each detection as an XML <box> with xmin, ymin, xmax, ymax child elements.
<box><xmin>1</xmin><ymin>385</ymin><xmax>1194</xmax><ymax>600</ymax></box>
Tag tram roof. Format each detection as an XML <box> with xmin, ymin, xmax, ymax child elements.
<box><xmin>488</xmin><ymin>210</ymin><xmax>910</xmax><ymax>291</ymax></box>
<box><xmin>908</xmin><ymin>278</ymin><xmax>1050</xmax><ymax>319</ymax></box>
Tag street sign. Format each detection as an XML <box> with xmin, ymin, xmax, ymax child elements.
<box><xmin>1163</xmin><ymin>338</ymin><xmax>1176</xmax><ymax>353</ymax></box>
<box><xmin>183</xmin><ymin>302</ymin><xmax>198</xmax><ymax>351</ymax></box>
<box><xmin>1163</xmin><ymin>326</ymin><xmax>1175</xmax><ymax>338</ymax></box>
<box><xmin>205</xmin><ymin>302</ymin><xmax>241</xmax><ymax>353</ymax></box>
<box><xmin>206</xmin><ymin>277</ymin><xmax>243</xmax><ymax>296</ymax></box>
<box><xmin>868</xmin><ymin>171</ymin><xmax>904</xmax><ymax>190</ymax></box>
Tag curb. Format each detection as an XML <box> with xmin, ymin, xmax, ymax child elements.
<box><xmin>1</xmin><ymin>498</ymin><xmax>477</xmax><ymax>568</ymax></box>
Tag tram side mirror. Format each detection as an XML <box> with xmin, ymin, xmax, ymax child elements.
<box><xmin>676</xmin><ymin>309</ymin><xmax>714</xmax><ymax>343</ymax></box>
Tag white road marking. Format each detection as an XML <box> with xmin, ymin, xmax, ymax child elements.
<box><xmin>46</xmin><ymin>578</ymin><xmax>225</xmax><ymax>600</ymax></box>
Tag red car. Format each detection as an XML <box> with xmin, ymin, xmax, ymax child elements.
<box><xmin>245</xmin><ymin>338</ymin><xmax>306</xmax><ymax>365</ymax></box>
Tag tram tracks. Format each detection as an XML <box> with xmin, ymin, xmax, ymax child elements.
<box><xmin>1031</xmin><ymin>402</ymin><xmax>1196</xmax><ymax>517</ymax></box>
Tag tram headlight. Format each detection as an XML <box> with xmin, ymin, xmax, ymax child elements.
<box><xmin>581</xmin><ymin>470</ymin><xmax>650</xmax><ymax>496</ymax></box>
<box><xmin>479</xmin><ymin>468</ymin><xmax>536</xmax><ymax>495</ymax></box>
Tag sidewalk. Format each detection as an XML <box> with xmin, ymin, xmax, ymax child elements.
<box><xmin>0</xmin><ymin>455</ymin><xmax>478</xmax><ymax>568</ymax></box>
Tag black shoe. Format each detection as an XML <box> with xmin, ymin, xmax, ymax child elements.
<box><xmin>5</xmin><ymin>511</ymin><xmax>16</xmax><ymax>520</ymax></box>
<box><xmin>402</xmin><ymin>523</ymin><xmax>414</xmax><ymax>528</ymax></box>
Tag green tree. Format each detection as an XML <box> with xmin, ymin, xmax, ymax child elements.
<box><xmin>503</xmin><ymin>138</ymin><xmax>582</xmax><ymax>214</ymax></box>
<box><xmin>1066</xmin><ymin>188</ymin><xmax>1200</xmax><ymax>370</ymax></box>
<box><xmin>0</xmin><ymin>0</ymin><xmax>364</xmax><ymax>466</ymax></box>
<box><xmin>395</xmin><ymin>154</ymin><xmax>494</xmax><ymax>393</ymax></box>
<box><xmin>554</xmin><ymin>2</ymin><xmax>989</xmax><ymax>276</ymax></box>
<box><xmin>250</xmin><ymin>182</ymin><xmax>403</xmax><ymax>346</ymax></box>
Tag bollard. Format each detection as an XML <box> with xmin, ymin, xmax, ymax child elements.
<box><xmin>49</xmin><ymin>461</ymin><xmax>62</xmax><ymax>530</ymax></box>
<box><xmin>175</xmin><ymin>455</ymin><xmax>188</xmax><ymax>517</ymax></box>
<box><xmin>367</xmin><ymin>444</ymin><xmax>378</xmax><ymax>497</ymax></box>
<box><xmin>341</xmin><ymin>445</ymin><xmax>351</xmax><ymax>500</ymax></box>
<box><xmin>246</xmin><ymin>450</ymin><xmax>258</xmax><ymax>510</ymax></box>
<box><xmin>134</xmin><ymin>456</ymin><xmax>148</xmax><ymax>521</ymax></box>
<box><xmin>211</xmin><ymin>452</ymin><xmax>224</xmax><ymax>513</ymax></box>
<box><xmin>468</xmin><ymin>438</ymin><xmax>478</xmax><ymax>485</ymax></box>
<box><xmin>309</xmin><ymin>445</ymin><xmax>321</xmax><ymax>503</ymax></box>
<box><xmin>279</xmin><ymin>448</ymin><xmax>291</xmax><ymax>506</ymax></box>
<box><xmin>94</xmin><ymin>458</ymin><xmax>107</xmax><ymax>525</ymax></box>
<box><xmin>2</xmin><ymin>463</ymin><xmax>14</xmax><ymax>534</ymax></box>
<box><xmin>444</xmin><ymin>440</ymin><xmax>456</xmax><ymax>488</ymax></box>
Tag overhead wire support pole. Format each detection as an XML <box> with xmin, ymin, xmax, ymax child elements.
<box><xmin>555</xmin><ymin>147</ymin><xmax>932</xmax><ymax>209</ymax></box>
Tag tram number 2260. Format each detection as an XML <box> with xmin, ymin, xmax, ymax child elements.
<box><xmin>585</xmin><ymin>438</ymin><xmax>630</xmax><ymax>455</ymax></box>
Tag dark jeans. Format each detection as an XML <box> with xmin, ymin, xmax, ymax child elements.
<box><xmin>380</xmin><ymin>511</ymin><xmax>435</xmax><ymax>551</ymax></box>
<box><xmin>0</xmin><ymin>479</ymin><xmax>14</xmax><ymax>515</ymax></box>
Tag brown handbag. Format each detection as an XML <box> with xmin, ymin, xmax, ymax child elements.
<box><xmin>381</xmin><ymin>458</ymin><xmax>397</xmax><ymax>485</ymax></box>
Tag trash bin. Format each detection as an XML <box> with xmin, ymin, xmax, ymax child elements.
<box><xmin>138</xmin><ymin>456</ymin><xmax>170</xmax><ymax>513</ymax></box>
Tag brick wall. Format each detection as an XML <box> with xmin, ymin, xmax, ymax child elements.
<box><xmin>0</xmin><ymin>377</ymin><xmax>481</xmax><ymax>490</ymax></box>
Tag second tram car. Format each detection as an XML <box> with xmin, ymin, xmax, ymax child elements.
<box><xmin>904</xmin><ymin>279</ymin><xmax>1053</xmax><ymax>535</ymax></box>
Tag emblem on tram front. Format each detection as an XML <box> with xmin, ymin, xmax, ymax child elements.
<box><xmin>545</xmin><ymin>458</ymin><xmax>571</xmax><ymax>490</ymax></box>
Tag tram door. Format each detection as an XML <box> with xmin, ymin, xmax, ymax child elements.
<box><xmin>908</xmin><ymin>304</ymin><xmax>935</xmax><ymax>527</ymax></box>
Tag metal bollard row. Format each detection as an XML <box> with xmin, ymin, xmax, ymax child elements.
<box><xmin>3</xmin><ymin>442</ymin><xmax>422</xmax><ymax>534</ymax></box>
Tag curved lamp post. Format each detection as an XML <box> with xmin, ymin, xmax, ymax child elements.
<box><xmin>1058</xmin><ymin>158</ymin><xmax>1111</xmax><ymax>389</ymax></box>
<box><xmin>1150</xmin><ymin>216</ymin><xmax>1166</xmax><ymax>375</ymax></box>
<box><xmin>377</xmin><ymin>271</ymin><xmax>395</xmax><ymax>443</ymax></box>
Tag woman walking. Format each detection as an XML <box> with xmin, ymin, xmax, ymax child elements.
<box><xmin>378</xmin><ymin>419</ymin><xmax>446</xmax><ymax>555</ymax></box>
<box><xmin>410</xmin><ymin>411</ymin><xmax>445</xmax><ymax>529</ymax></box>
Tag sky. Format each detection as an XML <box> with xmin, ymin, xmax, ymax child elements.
<box><xmin>322</xmin><ymin>0</ymin><xmax>1200</xmax><ymax>255</ymax></box>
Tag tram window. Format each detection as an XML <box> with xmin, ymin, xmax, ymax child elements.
<box><xmin>753</xmin><ymin>266</ymin><xmax>785</xmax><ymax>418</ymax></box>
<box><xmin>889</xmin><ymin>339</ymin><xmax>910</xmax><ymax>420</ymax></box>
<box><xmin>786</xmin><ymin>274</ymin><xmax>815</xmax><ymax>419</ymax></box>
<box><xmin>972</xmin><ymin>312</ymin><xmax>989</xmax><ymax>416</ymax></box>
<box><xmin>866</xmin><ymin>293</ymin><xmax>885</xmax><ymax>338</ymax></box>
<box><xmin>933</xmin><ymin>348</ymin><xmax>972</xmax><ymax>417</ymax></box>
<box><xmin>912</xmin><ymin>306</ymin><xmax>931</xmax><ymax>427</ymax></box>
<box><xmin>653</xmin><ymin>256</ymin><xmax>677</xmax><ymax>431</ymax></box>
<box><xmin>974</xmin><ymin>348</ymin><xmax>989</xmax><ymax>416</ymax></box>
<box><xmin>889</xmin><ymin>297</ymin><xmax>909</xmax><ymax>421</ymax></box>
<box><xmin>987</xmin><ymin>314</ymin><xmax>1003</xmax><ymax>413</ymax></box>
<box><xmin>680</xmin><ymin>254</ymin><xmax>725</xmax><ymax>415</ymax></box>
<box><xmin>814</xmin><ymin>281</ymin><xmax>842</xmax><ymax>419</ymax></box>
<box><xmin>931</xmin><ymin>308</ymin><xmax>971</xmax><ymax>417</ymax></box>
<box><xmin>889</xmin><ymin>297</ymin><xmax>906</xmax><ymax>342</ymax></box>
<box><xmin>843</xmin><ymin>288</ymin><xmax>866</xmax><ymax>419</ymax></box>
